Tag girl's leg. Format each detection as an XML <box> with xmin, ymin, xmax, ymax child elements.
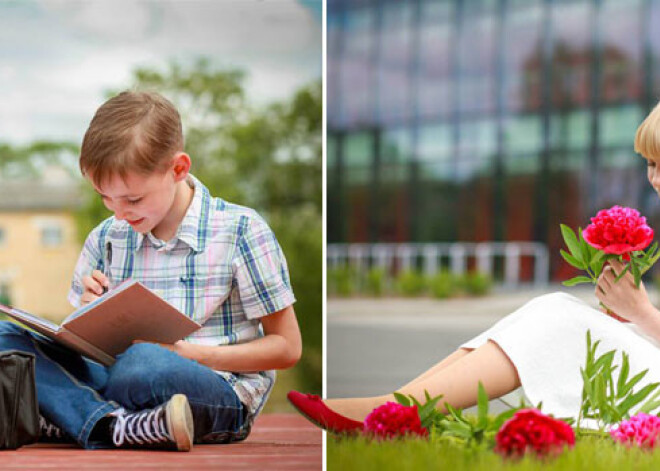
<box><xmin>398</xmin><ymin>348</ymin><xmax>470</xmax><ymax>389</ymax></box>
<box><xmin>104</xmin><ymin>342</ymin><xmax>250</xmax><ymax>443</ymax></box>
<box><xmin>326</xmin><ymin>340</ymin><xmax>520</xmax><ymax>421</ymax></box>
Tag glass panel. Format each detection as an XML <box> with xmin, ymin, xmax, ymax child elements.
<box><xmin>327</xmin><ymin>135</ymin><xmax>337</xmax><ymax>168</ymax></box>
<box><xmin>504</xmin><ymin>115</ymin><xmax>542</xmax><ymax>155</ymax></box>
<box><xmin>378</xmin><ymin>2</ymin><xmax>413</xmax><ymax>122</ymax></box>
<box><xmin>600</xmin><ymin>0</ymin><xmax>643</xmax><ymax>103</ymax></box>
<box><xmin>417</xmin><ymin>19</ymin><xmax>452</xmax><ymax>119</ymax></box>
<box><xmin>458</xmin><ymin>15</ymin><xmax>496</xmax><ymax>75</ymax></box>
<box><xmin>459</xmin><ymin>76</ymin><xmax>496</xmax><ymax>114</ymax></box>
<box><xmin>652</xmin><ymin>2</ymin><xmax>660</xmax><ymax>97</ymax></box>
<box><xmin>505</xmin><ymin>154</ymin><xmax>540</xmax><ymax>175</ymax></box>
<box><xmin>598</xmin><ymin>105</ymin><xmax>643</xmax><ymax>147</ymax></box>
<box><xmin>550</xmin><ymin>110</ymin><xmax>591</xmax><ymax>150</ymax></box>
<box><xmin>419</xmin><ymin>162</ymin><xmax>454</xmax><ymax>181</ymax></box>
<box><xmin>343</xmin><ymin>132</ymin><xmax>373</xmax><ymax>167</ymax></box>
<box><xmin>459</xmin><ymin>119</ymin><xmax>497</xmax><ymax>159</ymax></box>
<box><xmin>503</xmin><ymin>1</ymin><xmax>543</xmax><ymax>112</ymax></box>
<box><xmin>381</xmin><ymin>128</ymin><xmax>413</xmax><ymax>164</ymax></box>
<box><xmin>417</xmin><ymin>123</ymin><xmax>453</xmax><ymax>162</ymax></box>
<box><xmin>340</xmin><ymin>7</ymin><xmax>375</xmax><ymax>126</ymax></box>
<box><xmin>550</xmin><ymin>2</ymin><xmax>592</xmax><ymax>107</ymax></box>
<box><xmin>600</xmin><ymin>148</ymin><xmax>641</xmax><ymax>169</ymax></box>
<box><xmin>327</xmin><ymin>12</ymin><xmax>342</xmax><ymax>128</ymax></box>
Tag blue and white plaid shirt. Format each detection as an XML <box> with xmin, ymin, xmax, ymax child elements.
<box><xmin>68</xmin><ymin>174</ymin><xmax>296</xmax><ymax>417</ymax></box>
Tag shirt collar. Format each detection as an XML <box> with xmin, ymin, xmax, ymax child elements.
<box><xmin>133</xmin><ymin>174</ymin><xmax>211</xmax><ymax>253</ymax></box>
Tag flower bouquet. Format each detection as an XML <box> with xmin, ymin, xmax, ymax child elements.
<box><xmin>560</xmin><ymin>206</ymin><xmax>660</xmax><ymax>320</ymax></box>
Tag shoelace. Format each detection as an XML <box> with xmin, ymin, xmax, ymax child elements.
<box><xmin>39</xmin><ymin>415</ymin><xmax>63</xmax><ymax>439</ymax></box>
<box><xmin>112</xmin><ymin>406</ymin><xmax>172</xmax><ymax>447</ymax></box>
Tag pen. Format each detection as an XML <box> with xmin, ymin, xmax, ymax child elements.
<box><xmin>103</xmin><ymin>241</ymin><xmax>112</xmax><ymax>294</ymax></box>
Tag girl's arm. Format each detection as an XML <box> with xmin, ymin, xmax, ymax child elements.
<box><xmin>141</xmin><ymin>305</ymin><xmax>303</xmax><ymax>373</ymax></box>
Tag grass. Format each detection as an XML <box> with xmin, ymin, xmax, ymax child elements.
<box><xmin>328</xmin><ymin>435</ymin><xmax>660</xmax><ymax>470</ymax></box>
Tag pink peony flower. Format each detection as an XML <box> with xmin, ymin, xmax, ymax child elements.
<box><xmin>495</xmin><ymin>409</ymin><xmax>575</xmax><ymax>458</ymax></box>
<box><xmin>582</xmin><ymin>205</ymin><xmax>654</xmax><ymax>259</ymax></box>
<box><xmin>363</xmin><ymin>402</ymin><xmax>428</xmax><ymax>439</ymax></box>
<box><xmin>610</xmin><ymin>413</ymin><xmax>660</xmax><ymax>448</ymax></box>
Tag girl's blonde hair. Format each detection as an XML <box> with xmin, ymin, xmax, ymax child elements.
<box><xmin>635</xmin><ymin>101</ymin><xmax>660</xmax><ymax>160</ymax></box>
<box><xmin>79</xmin><ymin>91</ymin><xmax>184</xmax><ymax>187</ymax></box>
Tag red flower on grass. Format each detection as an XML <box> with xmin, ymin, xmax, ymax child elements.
<box><xmin>582</xmin><ymin>205</ymin><xmax>654</xmax><ymax>260</ymax></box>
<box><xmin>610</xmin><ymin>413</ymin><xmax>660</xmax><ymax>448</ymax></box>
<box><xmin>495</xmin><ymin>409</ymin><xmax>575</xmax><ymax>457</ymax></box>
<box><xmin>363</xmin><ymin>402</ymin><xmax>428</xmax><ymax>439</ymax></box>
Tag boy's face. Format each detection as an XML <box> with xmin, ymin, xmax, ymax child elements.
<box><xmin>90</xmin><ymin>167</ymin><xmax>179</xmax><ymax>235</ymax></box>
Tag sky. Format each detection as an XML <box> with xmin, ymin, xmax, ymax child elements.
<box><xmin>0</xmin><ymin>0</ymin><xmax>322</xmax><ymax>146</ymax></box>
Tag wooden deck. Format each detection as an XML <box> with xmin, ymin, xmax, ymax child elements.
<box><xmin>0</xmin><ymin>414</ymin><xmax>322</xmax><ymax>470</ymax></box>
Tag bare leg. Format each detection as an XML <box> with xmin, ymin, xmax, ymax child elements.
<box><xmin>398</xmin><ymin>348</ymin><xmax>470</xmax><ymax>390</ymax></box>
<box><xmin>326</xmin><ymin>340</ymin><xmax>521</xmax><ymax>421</ymax></box>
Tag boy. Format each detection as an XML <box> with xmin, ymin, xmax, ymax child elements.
<box><xmin>0</xmin><ymin>91</ymin><xmax>302</xmax><ymax>451</ymax></box>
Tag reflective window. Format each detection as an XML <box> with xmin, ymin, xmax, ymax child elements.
<box><xmin>343</xmin><ymin>133</ymin><xmax>373</xmax><ymax>185</ymax></box>
<box><xmin>550</xmin><ymin>2</ymin><xmax>592</xmax><ymax>107</ymax></box>
<box><xmin>503</xmin><ymin>2</ymin><xmax>543</xmax><ymax>112</ymax></box>
<box><xmin>504</xmin><ymin>115</ymin><xmax>542</xmax><ymax>155</ymax></box>
<box><xmin>598</xmin><ymin>105</ymin><xmax>643</xmax><ymax>148</ymax></box>
<box><xmin>340</xmin><ymin>7</ymin><xmax>375</xmax><ymax>126</ymax></box>
<box><xmin>600</xmin><ymin>148</ymin><xmax>641</xmax><ymax>169</ymax></box>
<box><xmin>417</xmin><ymin>123</ymin><xmax>453</xmax><ymax>162</ymax></box>
<box><xmin>327</xmin><ymin>135</ymin><xmax>337</xmax><ymax>168</ymax></box>
<box><xmin>419</xmin><ymin>162</ymin><xmax>454</xmax><ymax>181</ymax></box>
<box><xmin>550</xmin><ymin>110</ymin><xmax>591</xmax><ymax>150</ymax></box>
<box><xmin>600</xmin><ymin>0</ymin><xmax>643</xmax><ymax>103</ymax></box>
<box><xmin>459</xmin><ymin>119</ymin><xmax>497</xmax><ymax>159</ymax></box>
<box><xmin>381</xmin><ymin>128</ymin><xmax>413</xmax><ymax>183</ymax></box>
<box><xmin>417</xmin><ymin>19</ymin><xmax>453</xmax><ymax>119</ymax></box>
<box><xmin>378</xmin><ymin>2</ymin><xmax>413</xmax><ymax>122</ymax></box>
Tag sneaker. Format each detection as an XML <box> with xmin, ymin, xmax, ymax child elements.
<box><xmin>39</xmin><ymin>414</ymin><xmax>69</xmax><ymax>442</ymax></box>
<box><xmin>110</xmin><ymin>394</ymin><xmax>194</xmax><ymax>452</ymax></box>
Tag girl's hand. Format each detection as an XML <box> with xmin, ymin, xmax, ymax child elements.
<box><xmin>595</xmin><ymin>259</ymin><xmax>655</xmax><ymax>324</ymax></box>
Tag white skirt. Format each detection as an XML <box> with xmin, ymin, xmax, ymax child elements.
<box><xmin>459</xmin><ymin>292</ymin><xmax>660</xmax><ymax>421</ymax></box>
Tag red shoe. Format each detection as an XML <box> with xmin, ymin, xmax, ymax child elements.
<box><xmin>287</xmin><ymin>391</ymin><xmax>364</xmax><ymax>435</ymax></box>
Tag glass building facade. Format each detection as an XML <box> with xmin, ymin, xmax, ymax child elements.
<box><xmin>327</xmin><ymin>0</ymin><xmax>660</xmax><ymax>281</ymax></box>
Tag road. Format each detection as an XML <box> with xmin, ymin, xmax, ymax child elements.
<box><xmin>326</xmin><ymin>284</ymin><xmax>640</xmax><ymax>413</ymax></box>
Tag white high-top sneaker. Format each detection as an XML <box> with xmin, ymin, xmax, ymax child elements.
<box><xmin>110</xmin><ymin>394</ymin><xmax>194</xmax><ymax>452</ymax></box>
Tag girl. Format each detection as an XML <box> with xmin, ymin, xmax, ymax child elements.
<box><xmin>289</xmin><ymin>103</ymin><xmax>660</xmax><ymax>433</ymax></box>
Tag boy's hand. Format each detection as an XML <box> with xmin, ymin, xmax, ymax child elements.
<box><xmin>80</xmin><ymin>270</ymin><xmax>109</xmax><ymax>305</ymax></box>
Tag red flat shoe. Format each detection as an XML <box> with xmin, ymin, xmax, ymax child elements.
<box><xmin>287</xmin><ymin>391</ymin><xmax>364</xmax><ymax>435</ymax></box>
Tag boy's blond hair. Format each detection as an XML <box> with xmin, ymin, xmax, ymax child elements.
<box><xmin>80</xmin><ymin>91</ymin><xmax>184</xmax><ymax>187</ymax></box>
<box><xmin>635</xmin><ymin>101</ymin><xmax>660</xmax><ymax>160</ymax></box>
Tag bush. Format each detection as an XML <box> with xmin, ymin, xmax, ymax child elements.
<box><xmin>395</xmin><ymin>270</ymin><xmax>427</xmax><ymax>297</ymax></box>
<box><xmin>461</xmin><ymin>271</ymin><xmax>493</xmax><ymax>296</ymax></box>
<box><xmin>328</xmin><ymin>266</ymin><xmax>356</xmax><ymax>297</ymax></box>
<box><xmin>429</xmin><ymin>271</ymin><xmax>460</xmax><ymax>299</ymax></box>
<box><xmin>365</xmin><ymin>267</ymin><xmax>386</xmax><ymax>297</ymax></box>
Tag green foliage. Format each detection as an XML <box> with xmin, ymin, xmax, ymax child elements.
<box><xmin>395</xmin><ymin>270</ymin><xmax>427</xmax><ymax>297</ymax></box>
<box><xmin>429</xmin><ymin>271</ymin><xmax>458</xmax><ymax>299</ymax></box>
<box><xmin>460</xmin><ymin>271</ymin><xmax>493</xmax><ymax>297</ymax></box>
<box><xmin>328</xmin><ymin>267</ymin><xmax>356</xmax><ymax>297</ymax></box>
<box><xmin>393</xmin><ymin>391</ymin><xmax>445</xmax><ymax>431</ymax></box>
<box><xmin>578</xmin><ymin>330</ymin><xmax>660</xmax><ymax>431</ymax></box>
<box><xmin>365</xmin><ymin>267</ymin><xmax>386</xmax><ymax>297</ymax></box>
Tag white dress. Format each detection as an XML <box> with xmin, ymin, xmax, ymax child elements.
<box><xmin>459</xmin><ymin>292</ymin><xmax>660</xmax><ymax>421</ymax></box>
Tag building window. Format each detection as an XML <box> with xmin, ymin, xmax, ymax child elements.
<box><xmin>41</xmin><ymin>225</ymin><xmax>63</xmax><ymax>248</ymax></box>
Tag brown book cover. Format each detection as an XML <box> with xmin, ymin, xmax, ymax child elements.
<box><xmin>0</xmin><ymin>280</ymin><xmax>201</xmax><ymax>366</ymax></box>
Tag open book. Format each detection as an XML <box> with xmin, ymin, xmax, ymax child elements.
<box><xmin>0</xmin><ymin>280</ymin><xmax>201</xmax><ymax>366</ymax></box>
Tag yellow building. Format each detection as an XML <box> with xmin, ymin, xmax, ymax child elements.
<box><xmin>0</xmin><ymin>169</ymin><xmax>83</xmax><ymax>321</ymax></box>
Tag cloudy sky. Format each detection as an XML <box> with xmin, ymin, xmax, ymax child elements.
<box><xmin>0</xmin><ymin>0</ymin><xmax>321</xmax><ymax>146</ymax></box>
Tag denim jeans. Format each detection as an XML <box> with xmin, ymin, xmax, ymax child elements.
<box><xmin>0</xmin><ymin>321</ymin><xmax>250</xmax><ymax>449</ymax></box>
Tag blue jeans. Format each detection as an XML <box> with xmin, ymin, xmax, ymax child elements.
<box><xmin>0</xmin><ymin>321</ymin><xmax>250</xmax><ymax>449</ymax></box>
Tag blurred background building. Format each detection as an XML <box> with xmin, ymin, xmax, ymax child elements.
<box><xmin>327</xmin><ymin>0</ymin><xmax>660</xmax><ymax>283</ymax></box>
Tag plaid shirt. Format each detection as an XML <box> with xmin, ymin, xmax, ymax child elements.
<box><xmin>68</xmin><ymin>174</ymin><xmax>296</xmax><ymax>417</ymax></box>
